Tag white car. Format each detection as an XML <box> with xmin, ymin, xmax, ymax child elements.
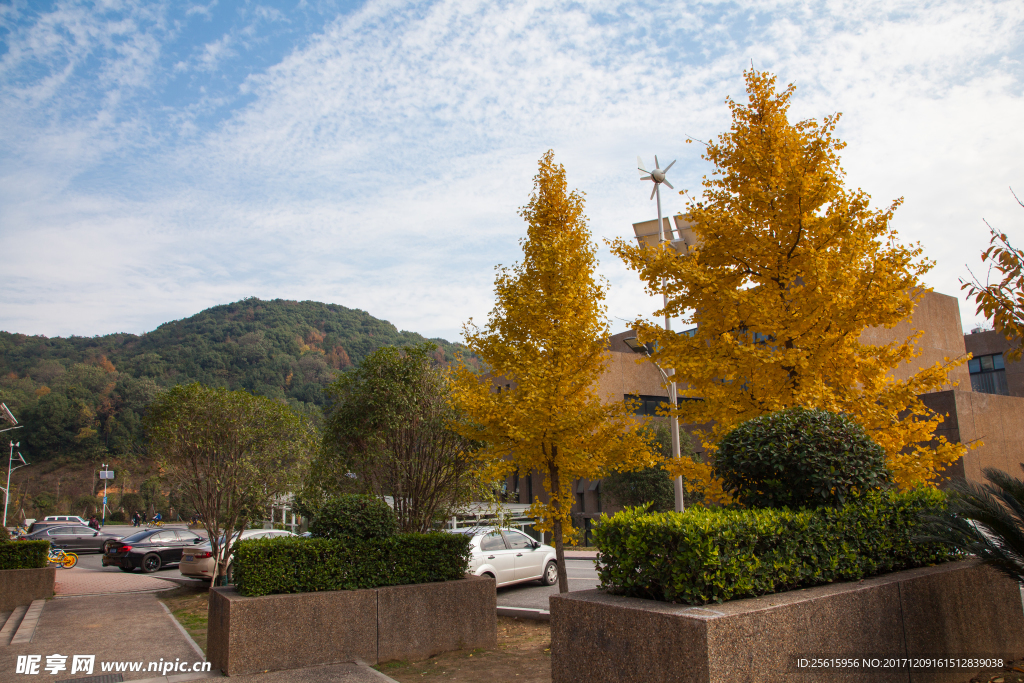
<box><xmin>179</xmin><ymin>528</ymin><xmax>295</xmax><ymax>581</ymax></box>
<box><xmin>43</xmin><ymin>515</ymin><xmax>88</xmax><ymax>525</ymax></box>
<box><xmin>453</xmin><ymin>527</ymin><xmax>558</xmax><ymax>587</ymax></box>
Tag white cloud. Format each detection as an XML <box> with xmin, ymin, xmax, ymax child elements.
<box><xmin>0</xmin><ymin>0</ymin><xmax>1022</xmax><ymax>342</ymax></box>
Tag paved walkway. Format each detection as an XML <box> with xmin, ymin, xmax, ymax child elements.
<box><xmin>1</xmin><ymin>593</ymin><xmax>209</xmax><ymax>681</ymax></box>
<box><xmin>55</xmin><ymin>566</ymin><xmax>179</xmax><ymax>596</ymax></box>
<box><xmin>2</xmin><ymin>589</ymin><xmax>396</xmax><ymax>683</ymax></box>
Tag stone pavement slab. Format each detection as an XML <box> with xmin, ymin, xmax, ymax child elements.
<box><xmin>0</xmin><ymin>593</ymin><xmax>204</xmax><ymax>681</ymax></box>
<box><xmin>56</xmin><ymin>567</ymin><xmax>178</xmax><ymax>596</ymax></box>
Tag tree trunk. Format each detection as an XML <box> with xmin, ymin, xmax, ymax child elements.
<box><xmin>549</xmin><ymin>462</ymin><xmax>569</xmax><ymax>594</ymax></box>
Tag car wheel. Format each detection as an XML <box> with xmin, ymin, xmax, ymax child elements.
<box><xmin>141</xmin><ymin>553</ymin><xmax>162</xmax><ymax>573</ymax></box>
<box><xmin>541</xmin><ymin>561</ymin><xmax>558</xmax><ymax>586</ymax></box>
<box><xmin>119</xmin><ymin>566</ymin><xmax>135</xmax><ymax>573</ymax></box>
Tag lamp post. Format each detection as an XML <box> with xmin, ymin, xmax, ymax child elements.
<box><xmin>99</xmin><ymin>464</ymin><xmax>114</xmax><ymax>527</ymax></box>
<box><xmin>622</xmin><ymin>337</ymin><xmax>685</xmax><ymax>512</ymax></box>
<box><xmin>635</xmin><ymin>157</ymin><xmax>685</xmax><ymax>513</ymax></box>
<box><xmin>1</xmin><ymin>403</ymin><xmax>27</xmax><ymax>530</ymax></box>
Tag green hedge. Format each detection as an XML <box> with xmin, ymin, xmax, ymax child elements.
<box><xmin>594</xmin><ymin>488</ymin><xmax>958</xmax><ymax>605</ymax></box>
<box><xmin>0</xmin><ymin>540</ymin><xmax>50</xmax><ymax>570</ymax></box>
<box><xmin>233</xmin><ymin>533</ymin><xmax>471</xmax><ymax>597</ymax></box>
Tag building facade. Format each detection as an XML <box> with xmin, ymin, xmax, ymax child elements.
<box><xmin>502</xmin><ymin>289</ymin><xmax>1024</xmax><ymax>543</ymax></box>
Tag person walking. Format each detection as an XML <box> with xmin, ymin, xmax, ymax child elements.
<box><xmin>88</xmin><ymin>516</ymin><xmax>100</xmax><ymax>531</ymax></box>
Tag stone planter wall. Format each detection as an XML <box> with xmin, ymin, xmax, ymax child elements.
<box><xmin>0</xmin><ymin>567</ymin><xmax>56</xmax><ymax>612</ymax></box>
<box><xmin>207</xmin><ymin>575</ymin><xmax>496</xmax><ymax>675</ymax></box>
<box><xmin>550</xmin><ymin>560</ymin><xmax>1024</xmax><ymax>683</ymax></box>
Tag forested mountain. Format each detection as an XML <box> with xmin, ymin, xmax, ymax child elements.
<box><xmin>0</xmin><ymin>298</ymin><xmax>472</xmax><ymax>463</ymax></box>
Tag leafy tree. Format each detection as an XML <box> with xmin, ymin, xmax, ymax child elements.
<box><xmin>962</xmin><ymin>189</ymin><xmax>1024</xmax><ymax>361</ymax></box>
<box><xmin>603</xmin><ymin>424</ymin><xmax>696</xmax><ymax>512</ymax></box>
<box><xmin>73</xmin><ymin>493</ymin><xmax>99</xmax><ymax>517</ymax></box>
<box><xmin>450</xmin><ymin>151</ymin><xmax>656</xmax><ymax>593</ymax></box>
<box><xmin>611</xmin><ymin>69</ymin><xmax>966</xmax><ymax>492</ymax></box>
<box><xmin>139</xmin><ymin>476</ymin><xmax>163</xmax><ymax>513</ymax></box>
<box><xmin>320</xmin><ymin>343</ymin><xmax>480</xmax><ymax>533</ymax></box>
<box><xmin>33</xmin><ymin>492</ymin><xmax>55</xmax><ymax>515</ymax></box>
<box><xmin>120</xmin><ymin>493</ymin><xmax>144</xmax><ymax>517</ymax></box>
<box><xmin>146</xmin><ymin>383</ymin><xmax>312</xmax><ymax>583</ymax></box>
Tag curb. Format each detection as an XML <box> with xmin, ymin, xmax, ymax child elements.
<box><xmin>496</xmin><ymin>606</ymin><xmax>550</xmax><ymax>621</ymax></box>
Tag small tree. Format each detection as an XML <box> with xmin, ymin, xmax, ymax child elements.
<box><xmin>146</xmin><ymin>383</ymin><xmax>311</xmax><ymax>583</ymax></box>
<box><xmin>319</xmin><ymin>343</ymin><xmax>479</xmax><ymax>533</ymax></box>
<box><xmin>962</xmin><ymin>189</ymin><xmax>1024</xmax><ymax>361</ymax></box>
<box><xmin>603</xmin><ymin>425</ymin><xmax>696</xmax><ymax>512</ymax></box>
<box><xmin>611</xmin><ymin>69</ymin><xmax>966</xmax><ymax>491</ymax></box>
<box><xmin>450</xmin><ymin>151</ymin><xmax>656</xmax><ymax>593</ymax></box>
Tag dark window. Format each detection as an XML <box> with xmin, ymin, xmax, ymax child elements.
<box><xmin>503</xmin><ymin>530</ymin><xmax>534</xmax><ymax>550</ymax></box>
<box><xmin>480</xmin><ymin>532</ymin><xmax>506</xmax><ymax>551</ymax></box>
<box><xmin>626</xmin><ymin>394</ymin><xmax>702</xmax><ymax>417</ymax></box>
<box><xmin>968</xmin><ymin>353</ymin><xmax>1009</xmax><ymax>395</ymax></box>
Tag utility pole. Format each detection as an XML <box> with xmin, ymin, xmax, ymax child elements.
<box><xmin>99</xmin><ymin>464</ymin><xmax>114</xmax><ymax>527</ymax></box>
<box><xmin>1</xmin><ymin>403</ymin><xmax>26</xmax><ymax>530</ymax></box>
<box><xmin>637</xmin><ymin>157</ymin><xmax>685</xmax><ymax>512</ymax></box>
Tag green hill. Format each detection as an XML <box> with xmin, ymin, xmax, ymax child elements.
<box><xmin>0</xmin><ymin>298</ymin><xmax>472</xmax><ymax>463</ymax></box>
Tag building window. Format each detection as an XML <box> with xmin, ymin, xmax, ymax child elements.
<box><xmin>968</xmin><ymin>353</ymin><xmax>1009</xmax><ymax>395</ymax></box>
<box><xmin>625</xmin><ymin>394</ymin><xmax>701</xmax><ymax>416</ymax></box>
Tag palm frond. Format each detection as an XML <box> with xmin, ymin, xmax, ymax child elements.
<box><xmin>916</xmin><ymin>463</ymin><xmax>1024</xmax><ymax>584</ymax></box>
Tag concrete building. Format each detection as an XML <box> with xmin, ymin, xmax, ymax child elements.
<box><xmin>503</xmin><ymin>288</ymin><xmax>1024</xmax><ymax>543</ymax></box>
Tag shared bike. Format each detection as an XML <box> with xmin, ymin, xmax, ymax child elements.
<box><xmin>47</xmin><ymin>546</ymin><xmax>78</xmax><ymax>569</ymax></box>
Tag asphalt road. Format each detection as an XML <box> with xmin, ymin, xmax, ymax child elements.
<box><xmin>494</xmin><ymin>558</ymin><xmax>600</xmax><ymax>611</ymax></box>
<box><xmin>75</xmin><ymin>526</ymin><xmax>601</xmax><ymax>607</ymax></box>
<box><xmin>74</xmin><ymin>524</ymin><xmax>206</xmax><ymax>579</ymax></box>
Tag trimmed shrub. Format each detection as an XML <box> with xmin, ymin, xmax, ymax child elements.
<box><xmin>594</xmin><ymin>488</ymin><xmax>957</xmax><ymax>605</ymax></box>
<box><xmin>232</xmin><ymin>533</ymin><xmax>471</xmax><ymax>597</ymax></box>
<box><xmin>713</xmin><ymin>407</ymin><xmax>889</xmax><ymax>508</ymax></box>
<box><xmin>0</xmin><ymin>540</ymin><xmax>50</xmax><ymax>570</ymax></box>
<box><xmin>308</xmin><ymin>494</ymin><xmax>397</xmax><ymax>541</ymax></box>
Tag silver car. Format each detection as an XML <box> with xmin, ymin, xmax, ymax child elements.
<box><xmin>179</xmin><ymin>528</ymin><xmax>295</xmax><ymax>581</ymax></box>
<box><xmin>453</xmin><ymin>527</ymin><xmax>558</xmax><ymax>587</ymax></box>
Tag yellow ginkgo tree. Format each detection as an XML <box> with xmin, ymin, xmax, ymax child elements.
<box><xmin>610</xmin><ymin>69</ymin><xmax>968</xmax><ymax>491</ymax></box>
<box><xmin>450</xmin><ymin>150</ymin><xmax>655</xmax><ymax>593</ymax></box>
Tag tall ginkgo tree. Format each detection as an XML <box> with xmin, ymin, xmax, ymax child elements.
<box><xmin>450</xmin><ymin>151</ymin><xmax>656</xmax><ymax>593</ymax></box>
<box><xmin>611</xmin><ymin>69</ymin><xmax>968</xmax><ymax>492</ymax></box>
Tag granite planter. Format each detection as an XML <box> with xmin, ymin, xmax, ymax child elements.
<box><xmin>207</xmin><ymin>575</ymin><xmax>496</xmax><ymax>675</ymax></box>
<box><xmin>550</xmin><ymin>560</ymin><xmax>1024</xmax><ymax>683</ymax></box>
<box><xmin>0</xmin><ymin>567</ymin><xmax>56</xmax><ymax>612</ymax></box>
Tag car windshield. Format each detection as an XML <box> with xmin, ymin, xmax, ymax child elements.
<box><xmin>119</xmin><ymin>531</ymin><xmax>157</xmax><ymax>543</ymax></box>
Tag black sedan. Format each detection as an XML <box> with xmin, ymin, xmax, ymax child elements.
<box><xmin>102</xmin><ymin>528</ymin><xmax>204</xmax><ymax>573</ymax></box>
<box><xmin>22</xmin><ymin>524</ymin><xmax>123</xmax><ymax>553</ymax></box>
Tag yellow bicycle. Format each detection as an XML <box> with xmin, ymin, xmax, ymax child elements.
<box><xmin>147</xmin><ymin>520</ymin><xmax>164</xmax><ymax>528</ymax></box>
<box><xmin>48</xmin><ymin>547</ymin><xmax>78</xmax><ymax>569</ymax></box>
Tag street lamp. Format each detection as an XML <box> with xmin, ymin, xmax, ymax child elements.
<box><xmin>1</xmin><ymin>403</ymin><xmax>27</xmax><ymax>530</ymax></box>
<box><xmin>633</xmin><ymin>156</ymin><xmax>688</xmax><ymax>513</ymax></box>
<box><xmin>99</xmin><ymin>464</ymin><xmax>114</xmax><ymax>526</ymax></box>
<box><xmin>622</xmin><ymin>337</ymin><xmax>685</xmax><ymax>512</ymax></box>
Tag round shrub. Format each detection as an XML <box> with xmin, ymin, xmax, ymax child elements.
<box><xmin>308</xmin><ymin>494</ymin><xmax>397</xmax><ymax>541</ymax></box>
<box><xmin>713</xmin><ymin>407</ymin><xmax>889</xmax><ymax>509</ymax></box>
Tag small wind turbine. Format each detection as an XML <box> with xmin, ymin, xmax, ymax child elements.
<box><xmin>638</xmin><ymin>155</ymin><xmax>676</xmax><ymax>242</ymax></box>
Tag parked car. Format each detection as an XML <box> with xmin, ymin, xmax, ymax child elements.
<box><xmin>451</xmin><ymin>527</ymin><xmax>558</xmax><ymax>587</ymax></box>
<box><xmin>179</xmin><ymin>528</ymin><xmax>295</xmax><ymax>581</ymax></box>
<box><xmin>21</xmin><ymin>524</ymin><xmax>123</xmax><ymax>553</ymax></box>
<box><xmin>43</xmin><ymin>515</ymin><xmax>89</xmax><ymax>525</ymax></box>
<box><xmin>102</xmin><ymin>528</ymin><xmax>204</xmax><ymax>573</ymax></box>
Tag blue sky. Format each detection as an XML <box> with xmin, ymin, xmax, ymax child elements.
<box><xmin>1</xmin><ymin>0</ymin><xmax>1022</xmax><ymax>343</ymax></box>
